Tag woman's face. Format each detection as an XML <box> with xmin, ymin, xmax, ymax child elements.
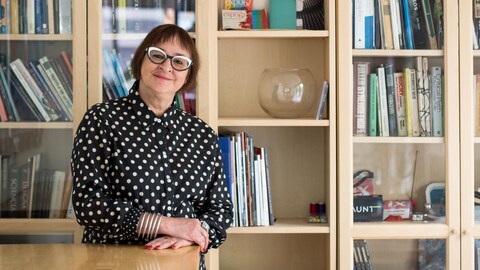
<box><xmin>139</xmin><ymin>38</ymin><xmax>191</xmax><ymax>98</ymax></box>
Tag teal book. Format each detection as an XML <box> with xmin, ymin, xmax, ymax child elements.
<box><xmin>269</xmin><ymin>0</ymin><xmax>296</xmax><ymax>29</ymax></box>
<box><xmin>368</xmin><ymin>73</ymin><xmax>378</xmax><ymax>136</ymax></box>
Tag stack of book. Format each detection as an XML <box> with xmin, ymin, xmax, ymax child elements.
<box><xmin>0</xmin><ymin>51</ymin><xmax>73</xmax><ymax>122</ymax></box>
<box><xmin>219</xmin><ymin>132</ymin><xmax>274</xmax><ymax>227</ymax></box>
<box><xmin>353</xmin><ymin>57</ymin><xmax>443</xmax><ymax>137</ymax></box>
<box><xmin>353</xmin><ymin>0</ymin><xmax>443</xmax><ymax>50</ymax></box>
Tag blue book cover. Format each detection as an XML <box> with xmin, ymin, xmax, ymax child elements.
<box><xmin>364</xmin><ymin>15</ymin><xmax>374</xmax><ymax>49</ymax></box>
<box><xmin>401</xmin><ymin>0</ymin><xmax>414</xmax><ymax>49</ymax></box>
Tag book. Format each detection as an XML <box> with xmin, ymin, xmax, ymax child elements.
<box><xmin>476</xmin><ymin>74</ymin><xmax>480</xmax><ymax>137</ymax></box>
<box><xmin>315</xmin><ymin>80</ymin><xmax>329</xmax><ymax>119</ymax></box>
<box><xmin>421</xmin><ymin>0</ymin><xmax>437</xmax><ymax>49</ymax></box>
<box><xmin>59</xmin><ymin>168</ymin><xmax>72</xmax><ymax>218</ymax></box>
<box><xmin>405</xmin><ymin>68</ymin><xmax>421</xmax><ymax>136</ymax></box>
<box><xmin>377</xmin><ymin>64</ymin><xmax>390</xmax><ymax>136</ymax></box>
<box><xmin>368</xmin><ymin>73</ymin><xmax>378</xmax><ymax>136</ymax></box>
<box><xmin>48</xmin><ymin>170</ymin><xmax>66</xmax><ymax>218</ymax></box>
<box><xmin>390</xmin><ymin>0</ymin><xmax>401</xmax><ymax>49</ymax></box>
<box><xmin>408</xmin><ymin>0</ymin><xmax>430</xmax><ymax>49</ymax></box>
<box><xmin>0</xmin><ymin>73</ymin><xmax>10</xmax><ymax>121</ymax></box>
<box><xmin>269</xmin><ymin>0</ymin><xmax>296</xmax><ymax>29</ymax></box>
<box><xmin>394</xmin><ymin>71</ymin><xmax>407</xmax><ymax>136</ymax></box>
<box><xmin>401</xmin><ymin>0</ymin><xmax>414</xmax><ymax>49</ymax></box>
<box><xmin>380</xmin><ymin>0</ymin><xmax>394</xmax><ymax>49</ymax></box>
<box><xmin>373</xmin><ymin>0</ymin><xmax>383</xmax><ymax>49</ymax></box>
<box><xmin>417</xmin><ymin>56</ymin><xmax>432</xmax><ymax>136</ymax></box>
<box><xmin>353</xmin><ymin>0</ymin><xmax>375</xmax><ymax>49</ymax></box>
<box><xmin>296</xmin><ymin>0</ymin><xmax>325</xmax><ymax>30</ymax></box>
<box><xmin>430</xmin><ymin>66</ymin><xmax>443</xmax><ymax>136</ymax></box>
<box><xmin>57</xmin><ymin>0</ymin><xmax>71</xmax><ymax>34</ymax></box>
<box><xmin>38</xmin><ymin>56</ymin><xmax>73</xmax><ymax>115</ymax></box>
<box><xmin>430</xmin><ymin>0</ymin><xmax>443</xmax><ymax>49</ymax></box>
<box><xmin>353</xmin><ymin>62</ymin><xmax>370</xmax><ymax>136</ymax></box>
<box><xmin>385</xmin><ymin>63</ymin><xmax>398</xmax><ymax>136</ymax></box>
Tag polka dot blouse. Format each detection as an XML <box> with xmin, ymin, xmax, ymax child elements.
<box><xmin>71</xmin><ymin>82</ymin><xmax>233</xmax><ymax>255</ymax></box>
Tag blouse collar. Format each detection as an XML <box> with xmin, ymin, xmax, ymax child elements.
<box><xmin>127</xmin><ymin>80</ymin><xmax>178</xmax><ymax>131</ymax></box>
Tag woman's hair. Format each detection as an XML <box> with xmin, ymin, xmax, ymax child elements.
<box><xmin>131</xmin><ymin>24</ymin><xmax>200</xmax><ymax>92</ymax></box>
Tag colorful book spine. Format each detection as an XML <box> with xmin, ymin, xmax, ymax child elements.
<box><xmin>409</xmin><ymin>68</ymin><xmax>420</xmax><ymax>136</ymax></box>
<box><xmin>368</xmin><ymin>73</ymin><xmax>378</xmax><ymax>136</ymax></box>
<box><xmin>394</xmin><ymin>71</ymin><xmax>407</xmax><ymax>136</ymax></box>
<box><xmin>401</xmin><ymin>0</ymin><xmax>414</xmax><ymax>49</ymax></box>
<box><xmin>353</xmin><ymin>62</ymin><xmax>370</xmax><ymax>136</ymax></box>
<box><xmin>385</xmin><ymin>63</ymin><xmax>398</xmax><ymax>136</ymax></box>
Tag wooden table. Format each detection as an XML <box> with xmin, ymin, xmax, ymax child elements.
<box><xmin>0</xmin><ymin>244</ymin><xmax>200</xmax><ymax>269</ymax></box>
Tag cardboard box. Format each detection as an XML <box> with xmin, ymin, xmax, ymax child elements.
<box><xmin>221</xmin><ymin>10</ymin><xmax>251</xmax><ymax>29</ymax></box>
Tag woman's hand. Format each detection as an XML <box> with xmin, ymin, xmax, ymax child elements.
<box><xmin>144</xmin><ymin>236</ymin><xmax>193</xmax><ymax>250</ymax></box>
<box><xmin>159</xmin><ymin>217</ymin><xmax>209</xmax><ymax>252</ymax></box>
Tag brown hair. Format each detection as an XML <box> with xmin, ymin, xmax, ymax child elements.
<box><xmin>130</xmin><ymin>24</ymin><xmax>199</xmax><ymax>92</ymax></box>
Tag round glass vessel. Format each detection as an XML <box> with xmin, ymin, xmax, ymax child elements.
<box><xmin>258</xmin><ymin>68</ymin><xmax>318</xmax><ymax>118</ymax></box>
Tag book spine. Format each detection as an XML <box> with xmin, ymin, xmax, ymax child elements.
<box><xmin>394</xmin><ymin>71</ymin><xmax>407</xmax><ymax>136</ymax></box>
<box><xmin>0</xmin><ymin>65</ymin><xmax>20</xmax><ymax>120</ymax></box>
<box><xmin>403</xmin><ymin>68</ymin><xmax>413</xmax><ymax>136</ymax></box>
<box><xmin>409</xmin><ymin>0</ymin><xmax>430</xmax><ymax>49</ymax></box>
<box><xmin>0</xmin><ymin>0</ymin><xmax>7</xmax><ymax>33</ymax></box>
<box><xmin>353</xmin><ymin>62</ymin><xmax>370</xmax><ymax>136</ymax></box>
<box><xmin>377</xmin><ymin>65</ymin><xmax>390</xmax><ymax>136</ymax></box>
<box><xmin>385</xmin><ymin>64</ymin><xmax>398</xmax><ymax>136</ymax></box>
<box><xmin>47</xmin><ymin>0</ymin><xmax>54</xmax><ymax>33</ymax></box>
<box><xmin>410</xmin><ymin>68</ymin><xmax>420</xmax><ymax>136</ymax></box>
<box><xmin>57</xmin><ymin>0</ymin><xmax>71</xmax><ymax>34</ymax></box>
<box><xmin>401</xmin><ymin>0</ymin><xmax>414</xmax><ymax>49</ymax></box>
<box><xmin>418</xmin><ymin>57</ymin><xmax>432</xmax><ymax>136</ymax></box>
<box><xmin>476</xmin><ymin>74</ymin><xmax>480</xmax><ymax>137</ymax></box>
<box><xmin>381</xmin><ymin>0</ymin><xmax>394</xmax><ymax>49</ymax></box>
<box><xmin>431</xmin><ymin>66</ymin><xmax>443</xmax><ymax>136</ymax></box>
<box><xmin>38</xmin><ymin>56</ymin><xmax>73</xmax><ymax>115</ymax></box>
<box><xmin>368</xmin><ymin>73</ymin><xmax>378</xmax><ymax>136</ymax></box>
<box><xmin>374</xmin><ymin>0</ymin><xmax>384</xmax><ymax>49</ymax></box>
<box><xmin>27</xmin><ymin>0</ymin><xmax>35</xmax><ymax>33</ymax></box>
<box><xmin>316</xmin><ymin>81</ymin><xmax>329</xmax><ymax>119</ymax></box>
<box><xmin>421</xmin><ymin>0</ymin><xmax>437</xmax><ymax>49</ymax></box>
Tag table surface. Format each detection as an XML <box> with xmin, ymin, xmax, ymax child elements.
<box><xmin>0</xmin><ymin>243</ymin><xmax>200</xmax><ymax>270</ymax></box>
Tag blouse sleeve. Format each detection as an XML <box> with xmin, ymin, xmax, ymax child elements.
<box><xmin>199</xmin><ymin>139</ymin><xmax>234</xmax><ymax>249</ymax></box>
<box><xmin>71</xmin><ymin>108</ymin><xmax>140</xmax><ymax>240</ymax></box>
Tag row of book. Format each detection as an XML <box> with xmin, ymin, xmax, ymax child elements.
<box><xmin>353</xmin><ymin>0</ymin><xmax>443</xmax><ymax>50</ymax></box>
<box><xmin>219</xmin><ymin>132</ymin><xmax>274</xmax><ymax>227</ymax></box>
<box><xmin>0</xmin><ymin>51</ymin><xmax>73</xmax><ymax>122</ymax></box>
<box><xmin>102</xmin><ymin>0</ymin><xmax>195</xmax><ymax>34</ymax></box>
<box><xmin>0</xmin><ymin>154</ymin><xmax>73</xmax><ymax>219</ymax></box>
<box><xmin>102</xmin><ymin>48</ymin><xmax>196</xmax><ymax>115</ymax></box>
<box><xmin>353</xmin><ymin>57</ymin><xmax>443</xmax><ymax>137</ymax></box>
<box><xmin>0</xmin><ymin>0</ymin><xmax>71</xmax><ymax>34</ymax></box>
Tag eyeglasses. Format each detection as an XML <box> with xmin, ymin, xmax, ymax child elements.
<box><xmin>145</xmin><ymin>47</ymin><xmax>193</xmax><ymax>71</ymax></box>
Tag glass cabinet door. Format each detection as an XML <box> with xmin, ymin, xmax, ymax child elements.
<box><xmin>87</xmin><ymin>0</ymin><xmax>196</xmax><ymax>114</ymax></box>
<box><xmin>338</xmin><ymin>0</ymin><xmax>460</xmax><ymax>269</ymax></box>
<box><xmin>0</xmin><ymin>0</ymin><xmax>87</xmax><ymax>243</ymax></box>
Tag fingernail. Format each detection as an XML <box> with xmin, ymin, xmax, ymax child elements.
<box><xmin>172</xmin><ymin>245</ymin><xmax>176</xmax><ymax>249</ymax></box>
<box><xmin>145</xmin><ymin>245</ymin><xmax>152</xmax><ymax>249</ymax></box>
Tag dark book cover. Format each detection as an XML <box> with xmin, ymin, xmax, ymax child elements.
<box><xmin>5</xmin><ymin>66</ymin><xmax>43</xmax><ymax>121</ymax></box>
<box><xmin>385</xmin><ymin>64</ymin><xmax>398</xmax><ymax>136</ymax></box>
<box><xmin>408</xmin><ymin>0</ymin><xmax>430</xmax><ymax>49</ymax></box>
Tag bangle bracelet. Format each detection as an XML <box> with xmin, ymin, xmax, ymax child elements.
<box><xmin>153</xmin><ymin>214</ymin><xmax>163</xmax><ymax>239</ymax></box>
<box><xmin>148</xmin><ymin>214</ymin><xmax>159</xmax><ymax>239</ymax></box>
<box><xmin>137</xmin><ymin>213</ymin><xmax>147</xmax><ymax>239</ymax></box>
<box><xmin>142</xmin><ymin>213</ymin><xmax>152</xmax><ymax>239</ymax></box>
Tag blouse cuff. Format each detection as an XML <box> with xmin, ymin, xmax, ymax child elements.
<box><xmin>120</xmin><ymin>208</ymin><xmax>142</xmax><ymax>240</ymax></box>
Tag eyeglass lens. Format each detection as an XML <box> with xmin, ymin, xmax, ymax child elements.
<box><xmin>147</xmin><ymin>48</ymin><xmax>191</xmax><ymax>71</ymax></box>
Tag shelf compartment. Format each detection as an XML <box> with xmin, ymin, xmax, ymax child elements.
<box><xmin>227</xmin><ymin>218</ymin><xmax>330</xmax><ymax>234</ymax></box>
<box><xmin>217</xmin><ymin>30</ymin><xmax>329</xmax><ymax>39</ymax></box>
<box><xmin>352</xmin><ymin>222</ymin><xmax>449</xmax><ymax>239</ymax></box>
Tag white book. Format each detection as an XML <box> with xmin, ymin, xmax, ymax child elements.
<box><xmin>409</xmin><ymin>69</ymin><xmax>421</xmax><ymax>136</ymax></box>
<box><xmin>354</xmin><ymin>0</ymin><xmax>375</xmax><ymax>49</ymax></box>
<box><xmin>38</xmin><ymin>56</ymin><xmax>73</xmax><ymax>113</ymax></box>
<box><xmin>58</xmin><ymin>0</ymin><xmax>72</xmax><ymax>34</ymax></box>
<box><xmin>430</xmin><ymin>66</ymin><xmax>443</xmax><ymax>136</ymax></box>
<box><xmin>49</xmin><ymin>171</ymin><xmax>66</xmax><ymax>218</ymax></box>
<box><xmin>377</xmin><ymin>65</ymin><xmax>390</xmax><ymax>136</ymax></box>
<box><xmin>389</xmin><ymin>0</ymin><xmax>400</xmax><ymax>49</ymax></box>
<box><xmin>418</xmin><ymin>57</ymin><xmax>432</xmax><ymax>136</ymax></box>
<box><xmin>260</xmin><ymin>148</ymin><xmax>269</xmax><ymax>226</ymax></box>
<box><xmin>315</xmin><ymin>81</ymin><xmax>329</xmax><ymax>119</ymax></box>
<box><xmin>10</xmin><ymin>59</ymin><xmax>52</xmax><ymax>121</ymax></box>
<box><xmin>27</xmin><ymin>0</ymin><xmax>35</xmax><ymax>34</ymax></box>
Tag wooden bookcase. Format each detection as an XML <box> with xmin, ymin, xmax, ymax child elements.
<box><xmin>337</xmin><ymin>0</ymin><xmax>461</xmax><ymax>269</ymax></box>
<box><xmin>0</xmin><ymin>1</ymin><xmax>86</xmax><ymax>243</ymax></box>
<box><xmin>87</xmin><ymin>1</ymin><xmax>336</xmax><ymax>269</ymax></box>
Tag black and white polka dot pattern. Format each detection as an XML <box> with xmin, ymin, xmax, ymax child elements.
<box><xmin>71</xmin><ymin>82</ymin><xmax>233</xmax><ymax>268</ymax></box>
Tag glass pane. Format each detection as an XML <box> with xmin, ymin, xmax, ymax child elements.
<box><xmin>355</xmin><ymin>239</ymin><xmax>446</xmax><ymax>270</ymax></box>
<box><xmin>100</xmin><ymin>0</ymin><xmax>196</xmax><ymax>115</ymax></box>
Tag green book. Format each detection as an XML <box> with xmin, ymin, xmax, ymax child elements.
<box><xmin>368</xmin><ymin>73</ymin><xmax>378</xmax><ymax>136</ymax></box>
<box><xmin>269</xmin><ymin>0</ymin><xmax>296</xmax><ymax>29</ymax></box>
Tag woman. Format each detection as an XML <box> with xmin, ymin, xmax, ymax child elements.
<box><xmin>71</xmin><ymin>24</ymin><xmax>233</xmax><ymax>269</ymax></box>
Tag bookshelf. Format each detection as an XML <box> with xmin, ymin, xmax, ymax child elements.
<box><xmin>0</xmin><ymin>1</ymin><xmax>86</xmax><ymax>243</ymax></box>
<box><xmin>338</xmin><ymin>0</ymin><xmax>460</xmax><ymax>269</ymax></box>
